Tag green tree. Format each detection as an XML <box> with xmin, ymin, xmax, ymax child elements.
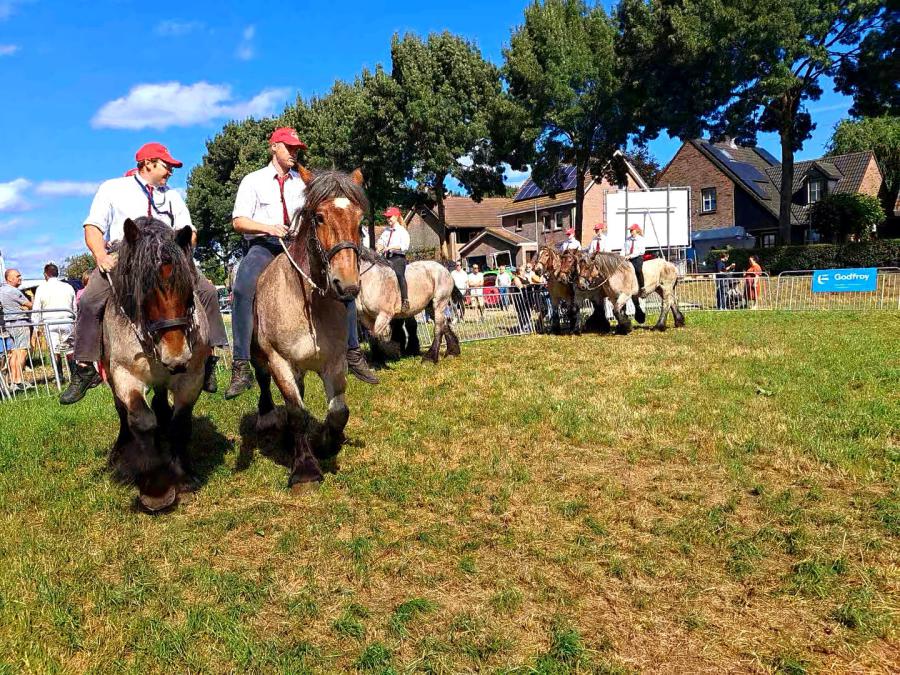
<box><xmin>835</xmin><ymin>1</ymin><xmax>899</xmax><ymax>117</ymax></box>
<box><xmin>62</xmin><ymin>252</ymin><xmax>95</xmax><ymax>280</ymax></box>
<box><xmin>828</xmin><ymin>116</ymin><xmax>900</xmax><ymax>214</ymax></box>
<box><xmin>392</xmin><ymin>31</ymin><xmax>510</xmax><ymax>258</ymax></box>
<box><xmin>504</xmin><ymin>0</ymin><xmax>625</xmax><ymax>240</ymax></box>
<box><xmin>623</xmin><ymin>146</ymin><xmax>662</xmax><ymax>187</ymax></box>
<box><xmin>619</xmin><ymin>0</ymin><xmax>886</xmax><ymax>244</ymax></box>
<box><xmin>809</xmin><ymin>192</ymin><xmax>885</xmax><ymax>242</ymax></box>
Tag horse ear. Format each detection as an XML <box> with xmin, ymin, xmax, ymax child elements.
<box><xmin>297</xmin><ymin>165</ymin><xmax>314</xmax><ymax>185</ymax></box>
<box><xmin>350</xmin><ymin>168</ymin><xmax>364</xmax><ymax>186</ymax></box>
<box><xmin>124</xmin><ymin>218</ymin><xmax>140</xmax><ymax>244</ymax></box>
<box><xmin>176</xmin><ymin>226</ymin><xmax>193</xmax><ymax>250</ymax></box>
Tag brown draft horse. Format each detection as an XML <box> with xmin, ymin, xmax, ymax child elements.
<box><xmin>104</xmin><ymin>217</ymin><xmax>210</xmax><ymax>512</ymax></box>
<box><xmin>533</xmin><ymin>246</ymin><xmax>580</xmax><ymax>333</ymax></box>
<box><xmin>251</xmin><ymin>168</ymin><xmax>365</xmax><ymax>489</ymax></box>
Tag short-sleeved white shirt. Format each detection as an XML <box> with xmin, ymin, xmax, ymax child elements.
<box><xmin>84</xmin><ymin>174</ymin><xmax>194</xmax><ymax>243</ymax></box>
<box><xmin>559</xmin><ymin>237</ymin><xmax>581</xmax><ymax>251</ymax></box>
<box><xmin>588</xmin><ymin>234</ymin><xmax>608</xmax><ymax>255</ymax></box>
<box><xmin>376</xmin><ymin>225</ymin><xmax>410</xmax><ymax>254</ymax></box>
<box><xmin>624</xmin><ymin>234</ymin><xmax>646</xmax><ymax>258</ymax></box>
<box><xmin>32</xmin><ymin>277</ymin><xmax>76</xmax><ymax>323</ymax></box>
<box><xmin>467</xmin><ymin>272</ymin><xmax>484</xmax><ymax>296</ymax></box>
<box><xmin>232</xmin><ymin>163</ymin><xmax>306</xmax><ymax>240</ymax></box>
<box><xmin>451</xmin><ymin>269</ymin><xmax>468</xmax><ymax>291</ymax></box>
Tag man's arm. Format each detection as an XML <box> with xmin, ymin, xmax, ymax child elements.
<box><xmin>85</xmin><ymin>225</ymin><xmax>116</xmax><ymax>271</ymax></box>
<box><xmin>232</xmin><ymin>216</ymin><xmax>287</xmax><ymax>238</ymax></box>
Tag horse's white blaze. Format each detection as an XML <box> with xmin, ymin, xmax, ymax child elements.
<box><xmin>333</xmin><ymin>197</ymin><xmax>351</xmax><ymax>209</ymax></box>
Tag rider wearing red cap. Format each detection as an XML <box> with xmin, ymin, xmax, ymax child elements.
<box><xmin>224</xmin><ymin>127</ymin><xmax>377</xmax><ymax>397</ymax></box>
<box><xmin>60</xmin><ymin>142</ymin><xmax>229</xmax><ymax>404</ymax></box>
<box><xmin>624</xmin><ymin>223</ymin><xmax>646</xmax><ymax>290</ymax></box>
<box><xmin>375</xmin><ymin>206</ymin><xmax>410</xmax><ymax>312</ymax></box>
<box><xmin>559</xmin><ymin>227</ymin><xmax>581</xmax><ymax>252</ymax></box>
<box><xmin>587</xmin><ymin>222</ymin><xmax>608</xmax><ymax>255</ymax></box>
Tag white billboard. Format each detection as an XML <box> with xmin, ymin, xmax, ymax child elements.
<box><xmin>605</xmin><ymin>188</ymin><xmax>691</xmax><ymax>251</ymax></box>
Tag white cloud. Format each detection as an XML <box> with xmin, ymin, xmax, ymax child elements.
<box><xmin>0</xmin><ymin>178</ymin><xmax>31</xmax><ymax>212</ymax></box>
<box><xmin>236</xmin><ymin>25</ymin><xmax>255</xmax><ymax>61</ymax></box>
<box><xmin>808</xmin><ymin>102</ymin><xmax>850</xmax><ymax>114</ymax></box>
<box><xmin>0</xmin><ymin>216</ymin><xmax>27</xmax><ymax>234</ymax></box>
<box><xmin>35</xmin><ymin>181</ymin><xmax>101</xmax><ymax>197</ymax></box>
<box><xmin>0</xmin><ymin>44</ymin><xmax>19</xmax><ymax>56</ymax></box>
<box><xmin>504</xmin><ymin>166</ymin><xmax>530</xmax><ymax>187</ymax></box>
<box><xmin>92</xmin><ymin>81</ymin><xmax>290</xmax><ymax>130</ymax></box>
<box><xmin>154</xmin><ymin>20</ymin><xmax>205</xmax><ymax>36</ymax></box>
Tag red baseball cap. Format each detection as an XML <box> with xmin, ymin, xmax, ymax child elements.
<box><xmin>269</xmin><ymin>127</ymin><xmax>307</xmax><ymax>150</ymax></box>
<box><xmin>124</xmin><ymin>168</ymin><xmax>137</xmax><ymax>177</ymax></box>
<box><xmin>565</xmin><ymin>227</ymin><xmax>575</xmax><ymax>236</ymax></box>
<box><xmin>383</xmin><ymin>206</ymin><xmax>402</xmax><ymax>218</ymax></box>
<box><xmin>629</xmin><ymin>223</ymin><xmax>641</xmax><ymax>231</ymax></box>
<box><xmin>135</xmin><ymin>142</ymin><xmax>182</xmax><ymax>168</ymax></box>
<box><xmin>593</xmin><ymin>222</ymin><xmax>606</xmax><ymax>231</ymax></box>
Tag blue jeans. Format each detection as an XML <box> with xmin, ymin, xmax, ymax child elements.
<box><xmin>232</xmin><ymin>237</ymin><xmax>359</xmax><ymax>360</ymax></box>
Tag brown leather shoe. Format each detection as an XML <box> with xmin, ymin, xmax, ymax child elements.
<box><xmin>346</xmin><ymin>348</ymin><xmax>378</xmax><ymax>384</ymax></box>
<box><xmin>224</xmin><ymin>359</ymin><xmax>254</xmax><ymax>399</ymax></box>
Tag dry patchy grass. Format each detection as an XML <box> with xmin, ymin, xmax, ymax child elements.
<box><xmin>0</xmin><ymin>311</ymin><xmax>897</xmax><ymax>673</ymax></box>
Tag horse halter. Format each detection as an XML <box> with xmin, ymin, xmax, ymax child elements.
<box><xmin>282</xmin><ymin>208</ymin><xmax>360</xmax><ymax>298</ymax></box>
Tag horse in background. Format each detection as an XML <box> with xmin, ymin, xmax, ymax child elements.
<box><xmin>251</xmin><ymin>168</ymin><xmax>365</xmax><ymax>489</ymax></box>
<box><xmin>356</xmin><ymin>249</ymin><xmax>462</xmax><ymax>363</ymax></box>
<box><xmin>533</xmin><ymin>246</ymin><xmax>579</xmax><ymax>334</ymax></box>
<box><xmin>103</xmin><ymin>217</ymin><xmax>210</xmax><ymax>512</ymax></box>
<box><xmin>636</xmin><ymin>258</ymin><xmax>685</xmax><ymax>329</ymax></box>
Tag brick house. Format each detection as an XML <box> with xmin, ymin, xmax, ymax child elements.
<box><xmin>403</xmin><ymin>196</ymin><xmax>511</xmax><ymax>260</ymax></box>
<box><xmin>657</xmin><ymin>139</ymin><xmax>887</xmax><ymax>246</ymax></box>
<box><xmin>498</xmin><ymin>154</ymin><xmax>649</xmax><ymax>254</ymax></box>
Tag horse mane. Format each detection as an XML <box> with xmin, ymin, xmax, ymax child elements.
<box><xmin>359</xmin><ymin>246</ymin><xmax>391</xmax><ymax>268</ymax></box>
<box><xmin>113</xmin><ymin>216</ymin><xmax>194</xmax><ymax>324</ymax></box>
<box><xmin>591</xmin><ymin>252</ymin><xmax>625</xmax><ymax>279</ymax></box>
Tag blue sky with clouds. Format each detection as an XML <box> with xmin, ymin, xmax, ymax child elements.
<box><xmin>0</xmin><ymin>0</ymin><xmax>856</xmax><ymax>277</ymax></box>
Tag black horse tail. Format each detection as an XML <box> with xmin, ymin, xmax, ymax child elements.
<box><xmin>451</xmin><ymin>286</ymin><xmax>465</xmax><ymax>320</ymax></box>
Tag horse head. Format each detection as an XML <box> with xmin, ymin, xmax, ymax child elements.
<box><xmin>118</xmin><ymin>217</ymin><xmax>196</xmax><ymax>372</ymax></box>
<box><xmin>576</xmin><ymin>253</ymin><xmax>600</xmax><ymax>291</ymax></box>
<box><xmin>533</xmin><ymin>246</ymin><xmax>558</xmax><ymax>276</ymax></box>
<box><xmin>295</xmin><ymin>167</ymin><xmax>367</xmax><ymax>301</ymax></box>
<box><xmin>558</xmin><ymin>250</ymin><xmax>581</xmax><ymax>283</ymax></box>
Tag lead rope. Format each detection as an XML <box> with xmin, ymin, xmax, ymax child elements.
<box><xmin>279</xmin><ymin>237</ymin><xmax>323</xmax><ymax>293</ymax></box>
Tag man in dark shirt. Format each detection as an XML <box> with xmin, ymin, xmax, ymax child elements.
<box><xmin>715</xmin><ymin>252</ymin><xmax>736</xmax><ymax>309</ymax></box>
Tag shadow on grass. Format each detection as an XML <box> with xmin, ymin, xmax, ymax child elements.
<box><xmin>236</xmin><ymin>411</ymin><xmax>339</xmax><ymax>476</ymax></box>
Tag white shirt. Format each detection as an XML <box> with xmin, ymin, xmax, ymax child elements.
<box><xmin>376</xmin><ymin>224</ymin><xmax>410</xmax><ymax>254</ymax></box>
<box><xmin>497</xmin><ymin>271</ymin><xmax>513</xmax><ymax>288</ymax></box>
<box><xmin>31</xmin><ymin>277</ymin><xmax>76</xmax><ymax>323</ymax></box>
<box><xmin>559</xmin><ymin>237</ymin><xmax>581</xmax><ymax>251</ymax></box>
<box><xmin>624</xmin><ymin>233</ymin><xmax>646</xmax><ymax>258</ymax></box>
<box><xmin>451</xmin><ymin>269</ymin><xmax>468</xmax><ymax>291</ymax></box>
<box><xmin>84</xmin><ymin>174</ymin><xmax>194</xmax><ymax>243</ymax></box>
<box><xmin>588</xmin><ymin>234</ymin><xmax>608</xmax><ymax>255</ymax></box>
<box><xmin>467</xmin><ymin>272</ymin><xmax>484</xmax><ymax>296</ymax></box>
<box><xmin>361</xmin><ymin>226</ymin><xmax>371</xmax><ymax>249</ymax></box>
<box><xmin>232</xmin><ymin>163</ymin><xmax>307</xmax><ymax>240</ymax></box>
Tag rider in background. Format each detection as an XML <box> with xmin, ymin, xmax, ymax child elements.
<box><xmin>587</xmin><ymin>222</ymin><xmax>609</xmax><ymax>255</ymax></box>
<box><xmin>226</xmin><ymin>127</ymin><xmax>378</xmax><ymax>398</ymax></box>
<box><xmin>60</xmin><ymin>142</ymin><xmax>228</xmax><ymax>404</ymax></box>
<box><xmin>623</xmin><ymin>223</ymin><xmax>646</xmax><ymax>292</ymax></box>
<box><xmin>375</xmin><ymin>207</ymin><xmax>410</xmax><ymax>313</ymax></box>
<box><xmin>559</xmin><ymin>227</ymin><xmax>581</xmax><ymax>252</ymax></box>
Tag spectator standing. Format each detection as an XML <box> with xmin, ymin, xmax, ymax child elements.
<box><xmin>715</xmin><ymin>251</ymin><xmax>736</xmax><ymax>309</ymax></box>
<box><xmin>511</xmin><ymin>267</ymin><xmax>532</xmax><ymax>332</ymax></box>
<box><xmin>467</xmin><ymin>264</ymin><xmax>485</xmax><ymax>321</ymax></box>
<box><xmin>450</xmin><ymin>262</ymin><xmax>468</xmax><ymax>320</ymax></box>
<box><xmin>0</xmin><ymin>268</ymin><xmax>33</xmax><ymax>391</ymax></box>
<box><xmin>496</xmin><ymin>264</ymin><xmax>513</xmax><ymax>309</ymax></box>
<box><xmin>744</xmin><ymin>255</ymin><xmax>763</xmax><ymax>309</ymax></box>
<box><xmin>31</xmin><ymin>263</ymin><xmax>76</xmax><ymax>356</ymax></box>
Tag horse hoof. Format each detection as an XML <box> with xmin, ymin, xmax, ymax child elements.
<box><xmin>138</xmin><ymin>486</ymin><xmax>178</xmax><ymax>513</ymax></box>
<box><xmin>421</xmin><ymin>355</ymin><xmax>437</xmax><ymax>364</ymax></box>
<box><xmin>289</xmin><ymin>476</ymin><xmax>322</xmax><ymax>494</ymax></box>
<box><xmin>654</xmin><ymin>324</ymin><xmax>667</xmax><ymax>332</ymax></box>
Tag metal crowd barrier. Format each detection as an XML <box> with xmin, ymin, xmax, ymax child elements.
<box><xmin>0</xmin><ymin>309</ymin><xmax>75</xmax><ymax>402</ymax></box>
<box><xmin>674</xmin><ymin>272</ymin><xmax>773</xmax><ymax>311</ymax></box>
<box><xmin>773</xmin><ymin>268</ymin><xmax>900</xmax><ymax>311</ymax></box>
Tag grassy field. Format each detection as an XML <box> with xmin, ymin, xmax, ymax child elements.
<box><xmin>0</xmin><ymin>312</ymin><xmax>897</xmax><ymax>673</ymax></box>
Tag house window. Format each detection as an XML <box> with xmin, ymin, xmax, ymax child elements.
<box><xmin>761</xmin><ymin>233</ymin><xmax>776</xmax><ymax>248</ymax></box>
<box><xmin>808</xmin><ymin>179</ymin><xmax>824</xmax><ymax>204</ymax></box>
<box><xmin>515</xmin><ymin>218</ymin><xmax>523</xmax><ymax>232</ymax></box>
<box><xmin>542</xmin><ymin>214</ymin><xmax>551</xmax><ymax>232</ymax></box>
<box><xmin>457</xmin><ymin>230</ymin><xmax>472</xmax><ymax>244</ymax></box>
<box><xmin>701</xmin><ymin>188</ymin><xmax>717</xmax><ymax>213</ymax></box>
<box><xmin>554</xmin><ymin>212</ymin><xmax>564</xmax><ymax>230</ymax></box>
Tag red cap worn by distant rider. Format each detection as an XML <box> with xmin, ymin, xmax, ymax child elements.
<box><xmin>383</xmin><ymin>206</ymin><xmax>402</xmax><ymax>219</ymax></box>
<box><xmin>135</xmin><ymin>142</ymin><xmax>183</xmax><ymax>168</ymax></box>
<box><xmin>593</xmin><ymin>222</ymin><xmax>605</xmax><ymax>231</ymax></box>
<box><xmin>629</xmin><ymin>223</ymin><xmax>641</xmax><ymax>232</ymax></box>
<box><xmin>124</xmin><ymin>168</ymin><xmax>137</xmax><ymax>177</ymax></box>
<box><xmin>565</xmin><ymin>227</ymin><xmax>575</xmax><ymax>236</ymax></box>
<box><xmin>269</xmin><ymin>127</ymin><xmax>307</xmax><ymax>150</ymax></box>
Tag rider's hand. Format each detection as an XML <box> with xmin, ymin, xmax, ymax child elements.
<box><xmin>269</xmin><ymin>223</ymin><xmax>289</xmax><ymax>238</ymax></box>
<box><xmin>96</xmin><ymin>252</ymin><xmax>116</xmax><ymax>273</ymax></box>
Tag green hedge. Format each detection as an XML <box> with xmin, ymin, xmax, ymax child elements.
<box><xmin>705</xmin><ymin>239</ymin><xmax>900</xmax><ymax>274</ymax></box>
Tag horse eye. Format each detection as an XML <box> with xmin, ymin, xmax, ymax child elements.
<box><xmin>315</xmin><ymin>213</ymin><xmax>325</xmax><ymax>225</ymax></box>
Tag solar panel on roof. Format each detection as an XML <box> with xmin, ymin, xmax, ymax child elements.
<box><xmin>756</xmin><ymin>148</ymin><xmax>780</xmax><ymax>165</ymax></box>
<box><xmin>730</xmin><ymin>161</ymin><xmax>766</xmax><ymax>182</ymax></box>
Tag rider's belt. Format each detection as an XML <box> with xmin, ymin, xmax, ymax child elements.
<box><xmin>385</xmin><ymin>252</ymin><xmax>407</xmax><ymax>258</ymax></box>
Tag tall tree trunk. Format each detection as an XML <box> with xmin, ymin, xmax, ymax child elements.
<box><xmin>434</xmin><ymin>173</ymin><xmax>450</xmax><ymax>260</ymax></box>
<box><xmin>574</xmin><ymin>162</ymin><xmax>586</xmax><ymax>243</ymax></box>
<box><xmin>778</xmin><ymin>128</ymin><xmax>795</xmax><ymax>245</ymax></box>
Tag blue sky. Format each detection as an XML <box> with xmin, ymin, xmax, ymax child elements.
<box><xmin>0</xmin><ymin>0</ymin><xmax>857</xmax><ymax>277</ymax></box>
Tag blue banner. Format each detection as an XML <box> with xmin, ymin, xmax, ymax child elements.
<box><xmin>812</xmin><ymin>268</ymin><xmax>878</xmax><ymax>293</ymax></box>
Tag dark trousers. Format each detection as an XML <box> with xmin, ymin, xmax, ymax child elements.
<box><xmin>73</xmin><ymin>265</ymin><xmax>228</xmax><ymax>362</ymax></box>
<box><xmin>629</xmin><ymin>256</ymin><xmax>644</xmax><ymax>292</ymax></box>
<box><xmin>232</xmin><ymin>237</ymin><xmax>359</xmax><ymax>360</ymax></box>
<box><xmin>386</xmin><ymin>254</ymin><xmax>408</xmax><ymax>302</ymax></box>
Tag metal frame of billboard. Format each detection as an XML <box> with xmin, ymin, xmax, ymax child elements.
<box><xmin>605</xmin><ymin>186</ymin><xmax>692</xmax><ymax>260</ymax></box>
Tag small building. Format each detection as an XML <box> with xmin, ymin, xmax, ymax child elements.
<box><xmin>657</xmin><ymin>139</ymin><xmax>886</xmax><ymax>246</ymax></box>
<box><xmin>404</xmin><ymin>196</ymin><xmax>512</xmax><ymax>261</ymax></box>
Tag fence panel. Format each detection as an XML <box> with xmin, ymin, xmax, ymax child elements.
<box><xmin>1</xmin><ymin>309</ymin><xmax>75</xmax><ymax>402</ymax></box>
<box><xmin>675</xmin><ymin>273</ymin><xmax>772</xmax><ymax>311</ymax></box>
<box><xmin>774</xmin><ymin>268</ymin><xmax>900</xmax><ymax>311</ymax></box>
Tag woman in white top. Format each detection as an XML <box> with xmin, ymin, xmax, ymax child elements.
<box><xmin>623</xmin><ymin>223</ymin><xmax>646</xmax><ymax>291</ymax></box>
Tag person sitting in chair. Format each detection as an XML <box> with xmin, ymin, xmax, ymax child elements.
<box><xmin>559</xmin><ymin>227</ymin><xmax>581</xmax><ymax>252</ymax></box>
<box><xmin>623</xmin><ymin>223</ymin><xmax>646</xmax><ymax>291</ymax></box>
<box><xmin>375</xmin><ymin>207</ymin><xmax>410</xmax><ymax>313</ymax></box>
